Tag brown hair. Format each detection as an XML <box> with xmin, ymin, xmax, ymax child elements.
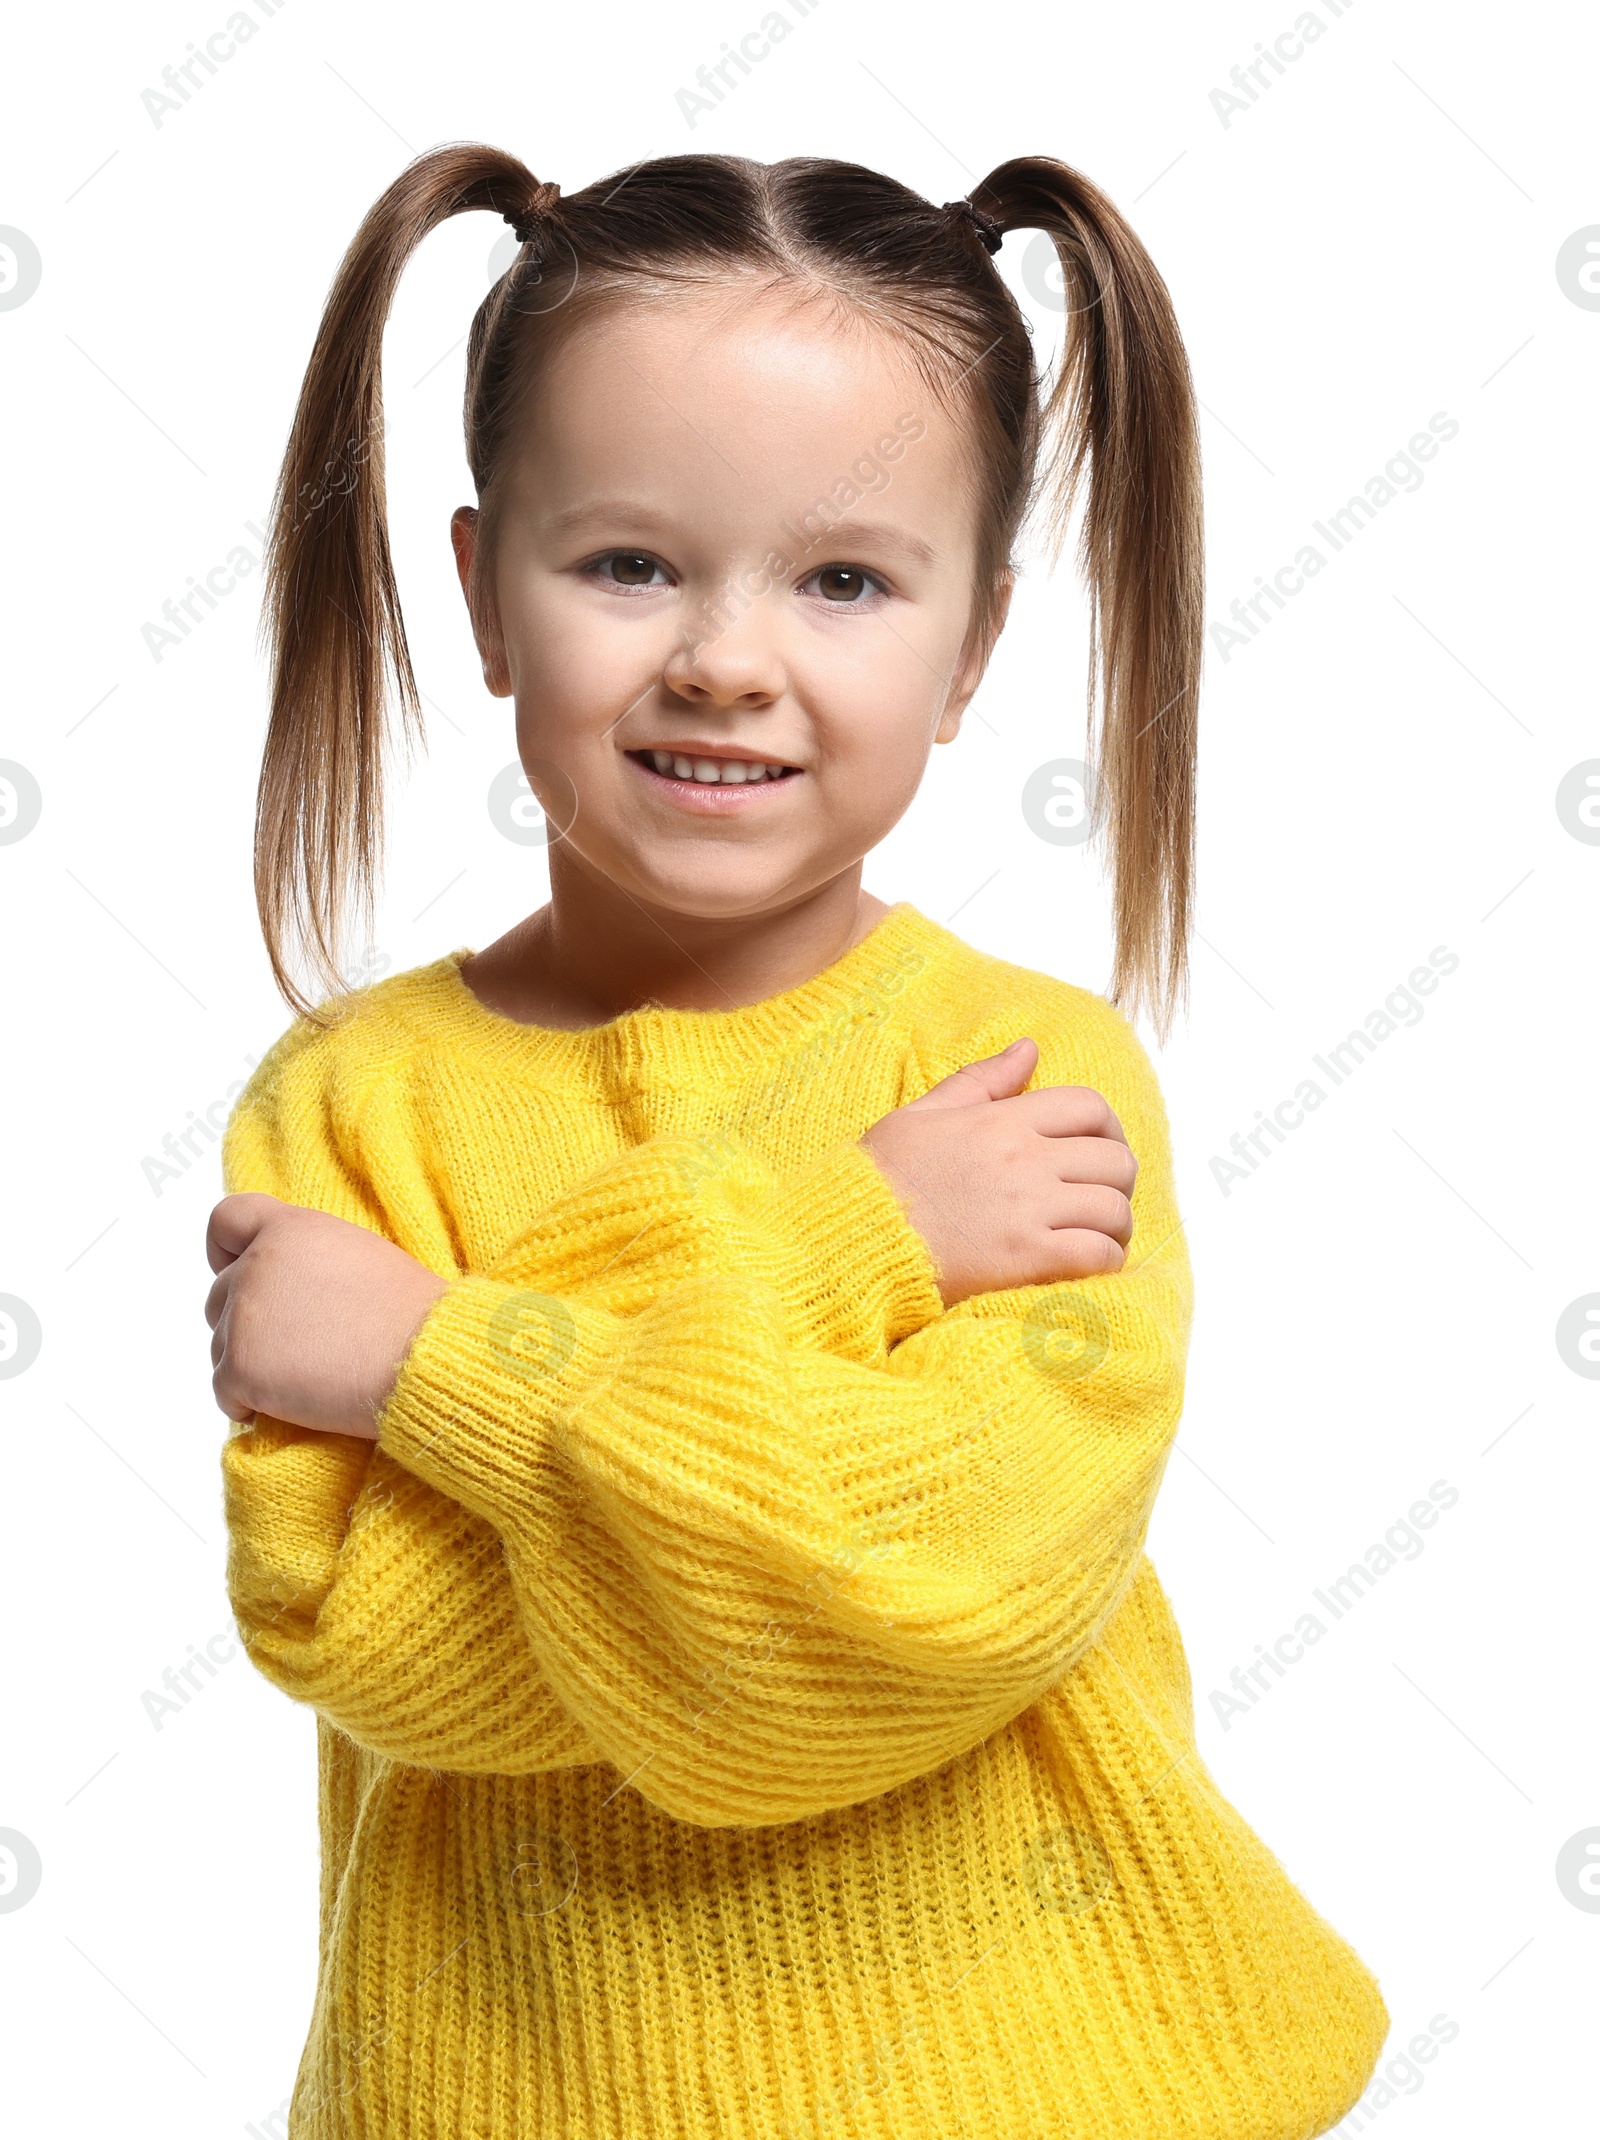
<box><xmin>256</xmin><ymin>142</ymin><xmax>1202</xmax><ymax>1035</ymax></box>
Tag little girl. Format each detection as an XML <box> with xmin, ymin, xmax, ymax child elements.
<box><xmin>207</xmin><ymin>144</ymin><xmax>1389</xmax><ymax>2140</ymax></box>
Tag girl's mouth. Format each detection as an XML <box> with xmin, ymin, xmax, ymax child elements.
<box><xmin>624</xmin><ymin>748</ymin><xmax>804</xmax><ymax>809</ymax></box>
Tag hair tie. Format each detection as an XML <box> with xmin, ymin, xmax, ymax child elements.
<box><xmin>506</xmin><ymin>180</ymin><xmax>561</xmax><ymax>246</ymax></box>
<box><xmin>942</xmin><ymin>197</ymin><xmax>1004</xmax><ymax>256</ymax></box>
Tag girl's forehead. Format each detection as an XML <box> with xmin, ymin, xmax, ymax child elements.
<box><xmin>519</xmin><ymin>303</ymin><xmax>979</xmax><ymax>543</ymax></box>
<box><xmin>547</xmin><ymin>282</ymin><xmax>938</xmax><ymax>408</ymax></box>
<box><xmin>526</xmin><ymin>285</ymin><xmax>970</xmax><ymax>482</ymax></box>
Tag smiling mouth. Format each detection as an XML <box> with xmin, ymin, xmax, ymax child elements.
<box><xmin>625</xmin><ymin>749</ymin><xmax>802</xmax><ymax>787</ymax></box>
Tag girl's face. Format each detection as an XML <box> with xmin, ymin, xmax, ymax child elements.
<box><xmin>453</xmin><ymin>284</ymin><xmax>1005</xmax><ymax>922</ymax></box>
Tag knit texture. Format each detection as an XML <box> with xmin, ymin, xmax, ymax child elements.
<box><xmin>219</xmin><ymin>901</ymin><xmax>1388</xmax><ymax>2139</ymax></box>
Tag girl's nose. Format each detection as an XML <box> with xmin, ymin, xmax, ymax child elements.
<box><xmin>661</xmin><ymin>590</ymin><xmax>786</xmax><ymax>707</ymax></box>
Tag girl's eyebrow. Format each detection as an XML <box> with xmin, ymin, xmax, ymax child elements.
<box><xmin>814</xmin><ymin>520</ymin><xmax>938</xmax><ymax>568</ymax></box>
<box><xmin>545</xmin><ymin>499</ymin><xmax>678</xmax><ymax>537</ymax></box>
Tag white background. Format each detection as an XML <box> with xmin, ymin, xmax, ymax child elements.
<box><xmin>0</xmin><ymin>1</ymin><xmax>1594</xmax><ymax>2133</ymax></box>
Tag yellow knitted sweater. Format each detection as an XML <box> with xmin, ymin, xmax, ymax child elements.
<box><xmin>219</xmin><ymin>901</ymin><xmax>1388</xmax><ymax>2140</ymax></box>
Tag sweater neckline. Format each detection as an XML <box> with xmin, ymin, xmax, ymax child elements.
<box><xmin>430</xmin><ymin>900</ymin><xmax>949</xmax><ymax>1081</ymax></box>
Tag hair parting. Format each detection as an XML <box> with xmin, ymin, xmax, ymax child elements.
<box><xmin>256</xmin><ymin>140</ymin><xmax>1202</xmax><ymax>1035</ymax></box>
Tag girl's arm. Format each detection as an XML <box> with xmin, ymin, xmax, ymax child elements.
<box><xmin>218</xmin><ymin>992</ymin><xmax>1189</xmax><ymax>1823</ymax></box>
<box><xmin>213</xmin><ymin>1129</ymin><xmax>945</xmax><ymax>1763</ymax></box>
<box><xmin>213</xmin><ymin>1035</ymin><xmax>962</xmax><ymax>1774</ymax></box>
<box><xmin>222</xmin><ymin>1418</ymin><xmax>604</xmax><ymax>1773</ymax></box>
<box><xmin>215</xmin><ymin>1089</ymin><xmax>618</xmax><ymax>1774</ymax></box>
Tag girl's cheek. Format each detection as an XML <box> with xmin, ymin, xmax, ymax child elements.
<box><xmin>527</xmin><ymin>596</ymin><xmax>666</xmax><ymax>686</ymax></box>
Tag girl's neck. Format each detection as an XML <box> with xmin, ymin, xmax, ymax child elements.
<box><xmin>460</xmin><ymin>853</ymin><xmax>891</xmax><ymax>1032</ymax></box>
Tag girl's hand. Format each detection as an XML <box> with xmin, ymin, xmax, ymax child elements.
<box><xmin>859</xmin><ymin>1038</ymin><xmax>1137</xmax><ymax>1308</ymax></box>
<box><xmin>205</xmin><ymin>1193</ymin><xmax>449</xmax><ymax>1438</ymax></box>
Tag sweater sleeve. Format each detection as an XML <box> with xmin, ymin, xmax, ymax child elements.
<box><xmin>374</xmin><ymin>993</ymin><xmax>1193</xmax><ymax>1827</ymax></box>
<box><xmin>217</xmin><ymin>1024</ymin><xmax>617</xmax><ymax>1773</ymax></box>
<box><xmin>220</xmin><ymin>1416</ymin><xmax>604</xmax><ymax>1772</ymax></box>
<box><xmin>216</xmin><ymin>1024</ymin><xmax>950</xmax><ymax>1774</ymax></box>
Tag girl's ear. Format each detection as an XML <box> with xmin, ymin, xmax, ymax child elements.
<box><xmin>451</xmin><ymin>506</ymin><xmax>513</xmax><ymax>698</ymax></box>
<box><xmin>935</xmin><ymin>570</ymin><xmax>1014</xmax><ymax>743</ymax></box>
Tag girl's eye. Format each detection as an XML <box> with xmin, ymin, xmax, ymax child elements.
<box><xmin>805</xmin><ymin>565</ymin><xmax>884</xmax><ymax>606</ymax></box>
<box><xmin>592</xmin><ymin>552</ymin><xmax>668</xmax><ymax>589</ymax></box>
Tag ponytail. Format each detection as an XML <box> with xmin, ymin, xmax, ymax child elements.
<box><xmin>974</xmin><ymin>159</ymin><xmax>1202</xmax><ymax>1043</ymax></box>
<box><xmin>255</xmin><ymin>143</ymin><xmax>547</xmax><ymax>1021</ymax></box>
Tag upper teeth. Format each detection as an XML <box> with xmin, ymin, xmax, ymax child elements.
<box><xmin>647</xmin><ymin>751</ymin><xmax>792</xmax><ymax>784</ymax></box>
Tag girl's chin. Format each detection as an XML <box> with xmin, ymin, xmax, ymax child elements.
<box><xmin>598</xmin><ymin>862</ymin><xmax>831</xmax><ymax>925</ymax></box>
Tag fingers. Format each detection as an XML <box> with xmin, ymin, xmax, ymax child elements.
<box><xmin>1045</xmin><ymin>1181</ymin><xmax>1134</xmax><ymax>1249</ymax></box>
<box><xmin>210</xmin><ymin>1303</ymin><xmax>252</xmax><ymax>1420</ymax></box>
<box><xmin>214</xmin><ymin>1369</ymin><xmax>256</xmax><ymax>1426</ymax></box>
<box><xmin>203</xmin><ymin>1267</ymin><xmax>232</xmax><ymax>1335</ymax></box>
<box><xmin>907</xmin><ymin>1037</ymin><xmax>1039</xmax><ymax>1111</ymax></box>
<box><xmin>1039</xmin><ymin>1228</ymin><xmax>1127</xmax><ymax>1277</ymax></box>
<box><xmin>1014</xmin><ymin>1221</ymin><xmax>1129</xmax><ymax>1283</ymax></box>
<box><xmin>1003</xmin><ymin>1084</ymin><xmax>1129</xmax><ymax>1147</ymax></box>
<box><xmin>206</xmin><ymin>1191</ymin><xmax>281</xmax><ymax>1274</ymax></box>
<box><xmin>205</xmin><ymin>1196</ymin><xmax>283</xmax><ymax>1424</ymax></box>
<box><xmin>1039</xmin><ymin>1132</ymin><xmax>1139</xmax><ymax>1195</ymax></box>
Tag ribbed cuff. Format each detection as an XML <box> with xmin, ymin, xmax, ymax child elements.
<box><xmin>759</xmin><ymin>1139</ymin><xmax>946</xmax><ymax>1358</ymax></box>
<box><xmin>375</xmin><ymin>1274</ymin><xmax>615</xmax><ymax>1526</ymax></box>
